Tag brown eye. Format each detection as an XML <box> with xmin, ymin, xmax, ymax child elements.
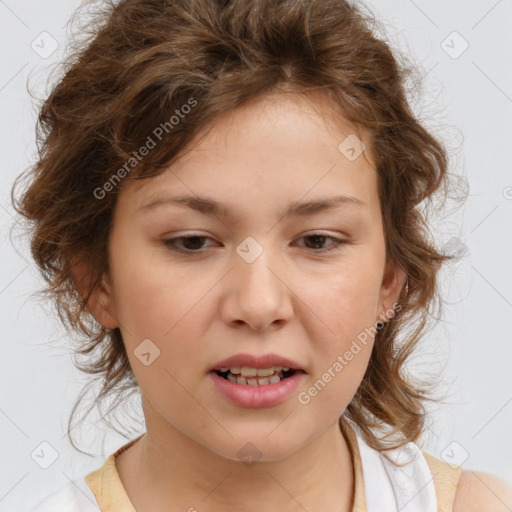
<box><xmin>163</xmin><ymin>235</ymin><xmax>214</xmax><ymax>254</ymax></box>
<box><xmin>297</xmin><ymin>233</ymin><xmax>347</xmax><ymax>253</ymax></box>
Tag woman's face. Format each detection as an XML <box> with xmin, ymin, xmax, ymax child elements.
<box><xmin>92</xmin><ymin>91</ymin><xmax>405</xmax><ymax>461</ymax></box>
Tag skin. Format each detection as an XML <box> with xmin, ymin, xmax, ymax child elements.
<box><xmin>84</xmin><ymin>89</ymin><xmax>410</xmax><ymax>512</ymax></box>
<box><xmin>454</xmin><ymin>471</ymin><xmax>512</xmax><ymax>511</ymax></box>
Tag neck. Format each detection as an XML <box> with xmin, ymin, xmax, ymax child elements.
<box><xmin>116</xmin><ymin>416</ymin><xmax>355</xmax><ymax>512</ymax></box>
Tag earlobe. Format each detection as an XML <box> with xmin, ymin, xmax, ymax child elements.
<box><xmin>70</xmin><ymin>257</ymin><xmax>119</xmax><ymax>329</ymax></box>
<box><xmin>377</xmin><ymin>259</ymin><xmax>408</xmax><ymax>322</ymax></box>
<box><xmin>88</xmin><ymin>274</ymin><xmax>119</xmax><ymax>329</ymax></box>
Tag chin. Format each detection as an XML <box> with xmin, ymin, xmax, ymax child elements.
<box><xmin>204</xmin><ymin>432</ymin><xmax>306</xmax><ymax>465</ymax></box>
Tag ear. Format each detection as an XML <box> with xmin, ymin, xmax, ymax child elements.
<box><xmin>70</xmin><ymin>257</ymin><xmax>119</xmax><ymax>329</ymax></box>
<box><xmin>377</xmin><ymin>257</ymin><xmax>407</xmax><ymax>323</ymax></box>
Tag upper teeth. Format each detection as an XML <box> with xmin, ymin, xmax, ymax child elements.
<box><xmin>220</xmin><ymin>366</ymin><xmax>290</xmax><ymax>377</ymax></box>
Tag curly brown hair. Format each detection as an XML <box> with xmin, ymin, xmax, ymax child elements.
<box><xmin>12</xmin><ymin>0</ymin><xmax>465</xmax><ymax>455</ymax></box>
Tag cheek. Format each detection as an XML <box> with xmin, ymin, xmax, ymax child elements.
<box><xmin>299</xmin><ymin>256</ymin><xmax>383</xmax><ymax>340</ymax></box>
<box><xmin>293</xmin><ymin>258</ymin><xmax>382</xmax><ymax>408</ymax></box>
<box><xmin>111</xmin><ymin>258</ymin><xmax>212</xmax><ymax>416</ymax></box>
<box><xmin>109</xmin><ymin>247</ymin><xmax>218</xmax><ymax>386</ymax></box>
<box><xmin>296</xmin><ymin>283</ymin><xmax>376</xmax><ymax>420</ymax></box>
<box><xmin>109</xmin><ymin>238</ymin><xmax>205</xmax><ymax>335</ymax></box>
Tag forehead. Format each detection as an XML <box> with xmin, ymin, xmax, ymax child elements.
<box><xmin>122</xmin><ymin>91</ymin><xmax>379</xmax><ymax>221</ymax></box>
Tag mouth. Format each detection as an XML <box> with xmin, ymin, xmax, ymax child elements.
<box><xmin>209</xmin><ymin>365</ymin><xmax>307</xmax><ymax>408</ymax></box>
<box><xmin>213</xmin><ymin>367</ymin><xmax>303</xmax><ymax>386</ymax></box>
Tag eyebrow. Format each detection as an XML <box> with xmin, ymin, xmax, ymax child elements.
<box><xmin>140</xmin><ymin>193</ymin><xmax>366</xmax><ymax>219</ymax></box>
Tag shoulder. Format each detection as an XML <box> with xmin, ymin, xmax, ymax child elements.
<box><xmin>453</xmin><ymin>469</ymin><xmax>512</xmax><ymax>512</ymax></box>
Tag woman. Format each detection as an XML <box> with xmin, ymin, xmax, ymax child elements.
<box><xmin>13</xmin><ymin>0</ymin><xmax>512</xmax><ymax>510</ymax></box>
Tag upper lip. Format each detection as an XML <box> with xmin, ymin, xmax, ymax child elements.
<box><xmin>211</xmin><ymin>353</ymin><xmax>306</xmax><ymax>372</ymax></box>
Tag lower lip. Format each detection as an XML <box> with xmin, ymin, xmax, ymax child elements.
<box><xmin>208</xmin><ymin>371</ymin><xmax>306</xmax><ymax>408</ymax></box>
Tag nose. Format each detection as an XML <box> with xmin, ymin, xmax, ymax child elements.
<box><xmin>221</xmin><ymin>247</ymin><xmax>294</xmax><ymax>331</ymax></box>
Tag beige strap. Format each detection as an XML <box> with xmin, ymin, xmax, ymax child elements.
<box><xmin>84</xmin><ymin>437</ymin><xmax>141</xmax><ymax>512</ymax></box>
<box><xmin>340</xmin><ymin>419</ymin><xmax>367</xmax><ymax>511</ymax></box>
<box><xmin>422</xmin><ymin>451</ymin><xmax>463</xmax><ymax>512</ymax></box>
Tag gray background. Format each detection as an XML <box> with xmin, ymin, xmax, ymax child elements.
<box><xmin>1</xmin><ymin>0</ymin><xmax>511</xmax><ymax>509</ymax></box>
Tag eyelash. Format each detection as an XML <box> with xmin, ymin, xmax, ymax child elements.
<box><xmin>162</xmin><ymin>233</ymin><xmax>347</xmax><ymax>255</ymax></box>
